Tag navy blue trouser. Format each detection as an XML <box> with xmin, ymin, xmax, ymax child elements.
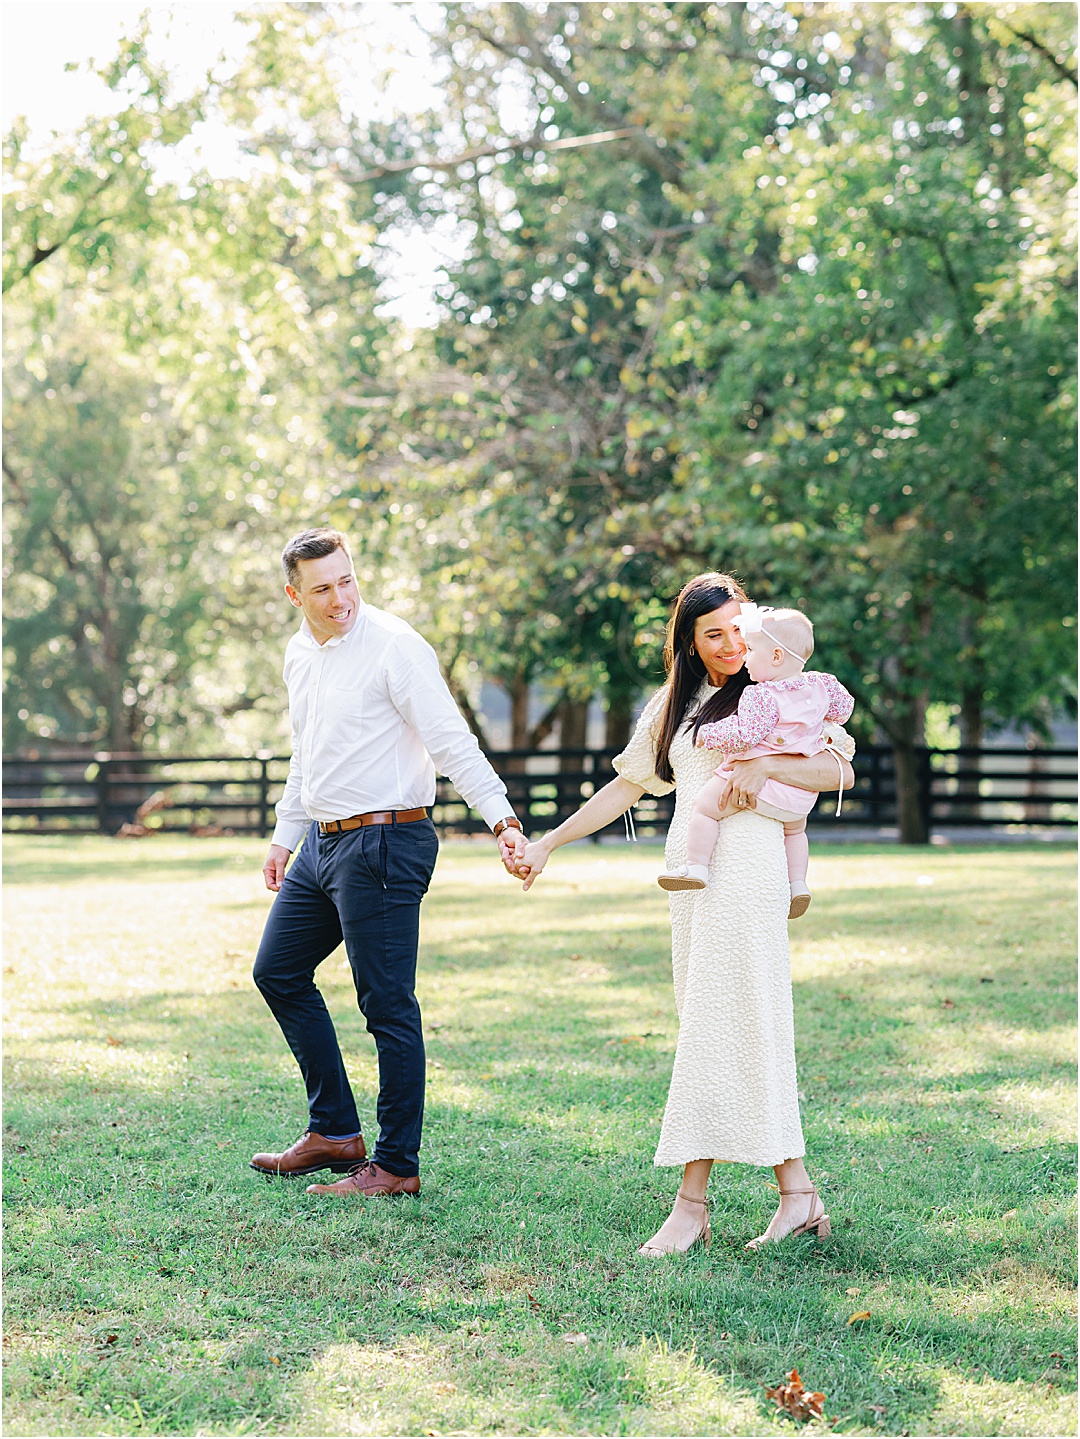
<box><xmin>252</xmin><ymin>818</ymin><xmax>438</xmax><ymax>1177</ymax></box>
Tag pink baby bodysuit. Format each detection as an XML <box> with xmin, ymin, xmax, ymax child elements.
<box><xmin>697</xmin><ymin>673</ymin><xmax>854</xmax><ymax>818</ymax></box>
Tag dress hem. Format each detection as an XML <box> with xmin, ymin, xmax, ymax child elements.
<box><xmin>653</xmin><ymin>1149</ymin><xmax>806</xmax><ymax>1169</ymax></box>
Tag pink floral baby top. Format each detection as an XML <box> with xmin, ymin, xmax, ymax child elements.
<box><xmin>696</xmin><ymin>673</ymin><xmax>855</xmax><ymax>818</ymax></box>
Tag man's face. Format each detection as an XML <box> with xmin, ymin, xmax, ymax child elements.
<box><xmin>285</xmin><ymin>549</ymin><xmax>360</xmax><ymax>644</ymax></box>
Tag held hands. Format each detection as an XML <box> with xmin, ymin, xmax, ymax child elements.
<box><xmin>494</xmin><ymin>828</ymin><xmax>550</xmax><ymax>891</ymax></box>
<box><xmin>263</xmin><ymin>844</ymin><xmax>292</xmax><ymax>892</ymax></box>
<box><xmin>497</xmin><ymin>827</ymin><xmax>528</xmax><ymax>876</ymax></box>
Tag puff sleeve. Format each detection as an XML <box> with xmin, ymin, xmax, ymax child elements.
<box><xmin>822</xmin><ymin>721</ymin><xmax>856</xmax><ymax>761</ymax></box>
<box><xmin>611</xmin><ymin>687</ymin><xmax>676</xmax><ymax>797</ymax></box>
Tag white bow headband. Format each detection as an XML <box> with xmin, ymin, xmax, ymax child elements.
<box><xmin>733</xmin><ymin>602</ymin><xmax>806</xmax><ymax>663</ymax></box>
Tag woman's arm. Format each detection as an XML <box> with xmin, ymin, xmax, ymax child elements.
<box><xmin>720</xmin><ymin>751</ymin><xmax>854</xmax><ymax>810</ymax></box>
<box><xmin>517</xmin><ymin>775</ymin><xmax>646</xmax><ymax>891</ymax></box>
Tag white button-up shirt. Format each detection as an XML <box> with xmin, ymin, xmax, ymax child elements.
<box><xmin>271</xmin><ymin>601</ymin><xmax>513</xmax><ymax>851</ymax></box>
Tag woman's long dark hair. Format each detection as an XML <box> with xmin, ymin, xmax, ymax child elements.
<box><xmin>654</xmin><ymin>572</ymin><xmax>754</xmax><ymax>784</ymax></box>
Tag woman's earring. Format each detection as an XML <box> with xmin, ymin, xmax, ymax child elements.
<box><xmin>689</xmin><ymin>645</ymin><xmax>696</xmax><ymax>657</ymax></box>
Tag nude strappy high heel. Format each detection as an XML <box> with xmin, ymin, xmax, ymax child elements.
<box><xmin>637</xmin><ymin>1190</ymin><xmax>712</xmax><ymax>1256</ymax></box>
<box><xmin>745</xmin><ymin>1183</ymin><xmax>831</xmax><ymax>1250</ymax></box>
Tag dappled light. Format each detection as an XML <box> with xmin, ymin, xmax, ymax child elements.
<box><xmin>4</xmin><ymin>837</ymin><xmax>1075</xmax><ymax>1434</ymax></box>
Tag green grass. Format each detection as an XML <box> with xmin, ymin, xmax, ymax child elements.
<box><xmin>3</xmin><ymin>835</ymin><xmax>1076</xmax><ymax>1437</ymax></box>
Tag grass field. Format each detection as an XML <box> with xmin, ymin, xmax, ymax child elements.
<box><xmin>3</xmin><ymin>835</ymin><xmax>1076</xmax><ymax>1437</ymax></box>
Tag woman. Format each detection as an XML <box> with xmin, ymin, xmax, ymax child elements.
<box><xmin>514</xmin><ymin>573</ymin><xmax>854</xmax><ymax>1255</ymax></box>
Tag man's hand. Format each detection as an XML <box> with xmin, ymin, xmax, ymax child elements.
<box><xmin>497</xmin><ymin>826</ymin><xmax>528</xmax><ymax>877</ymax></box>
<box><xmin>718</xmin><ymin>756</ymin><xmax>771</xmax><ymax>811</ymax></box>
<box><xmin>263</xmin><ymin>844</ymin><xmax>292</xmax><ymax>892</ymax></box>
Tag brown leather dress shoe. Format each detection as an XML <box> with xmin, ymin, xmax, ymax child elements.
<box><xmin>306</xmin><ymin>1160</ymin><xmax>420</xmax><ymax>1197</ymax></box>
<box><xmin>249</xmin><ymin>1130</ymin><xmax>367</xmax><ymax>1177</ymax></box>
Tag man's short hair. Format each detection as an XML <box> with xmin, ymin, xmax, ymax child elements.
<box><xmin>764</xmin><ymin>608</ymin><xmax>815</xmax><ymax>661</ymax></box>
<box><xmin>281</xmin><ymin>528</ymin><xmax>352</xmax><ymax>588</ymax></box>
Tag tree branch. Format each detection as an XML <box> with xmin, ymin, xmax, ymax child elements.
<box><xmin>997</xmin><ymin>20</ymin><xmax>1078</xmax><ymax>87</ymax></box>
<box><xmin>528</xmin><ymin>692</ymin><xmax>564</xmax><ymax>748</ymax></box>
<box><xmin>2</xmin><ymin>173</ymin><xmax>119</xmax><ymax>292</ymax></box>
<box><xmin>345</xmin><ymin>126</ymin><xmax>641</xmax><ymax>186</ymax></box>
<box><xmin>464</xmin><ymin>6</ymin><xmax>685</xmax><ymax>186</ymax></box>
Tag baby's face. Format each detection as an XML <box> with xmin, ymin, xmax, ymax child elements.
<box><xmin>744</xmin><ymin>631</ymin><xmax>783</xmax><ymax>682</ymax></box>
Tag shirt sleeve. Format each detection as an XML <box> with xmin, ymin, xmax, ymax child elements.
<box><xmin>822</xmin><ymin>721</ymin><xmax>856</xmax><ymax>762</ymax></box>
<box><xmin>697</xmin><ymin>687</ymin><xmax>780</xmax><ymax>753</ymax></box>
<box><xmin>821</xmin><ymin>672</ymin><xmax>855</xmax><ymax>724</ymax></box>
<box><xmin>271</xmin><ymin>682</ymin><xmax>310</xmax><ymax>851</ymax></box>
<box><xmin>386</xmin><ymin>632</ymin><xmax>513</xmax><ymax>831</ymax></box>
<box><xmin>611</xmin><ymin>688</ymin><xmax>675</xmax><ymax>797</ymax></box>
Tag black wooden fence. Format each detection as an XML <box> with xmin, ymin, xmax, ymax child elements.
<box><xmin>3</xmin><ymin>745</ymin><xmax>1076</xmax><ymax>838</ymax></box>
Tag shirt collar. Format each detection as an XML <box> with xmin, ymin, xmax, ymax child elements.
<box><xmin>296</xmin><ymin>601</ymin><xmax>366</xmax><ymax>650</ymax></box>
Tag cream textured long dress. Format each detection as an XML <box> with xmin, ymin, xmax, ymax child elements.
<box><xmin>613</xmin><ymin>681</ymin><xmax>855</xmax><ymax>1169</ymax></box>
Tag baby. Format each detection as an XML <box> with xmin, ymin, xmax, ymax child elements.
<box><xmin>658</xmin><ymin>603</ymin><xmax>854</xmax><ymax>919</ymax></box>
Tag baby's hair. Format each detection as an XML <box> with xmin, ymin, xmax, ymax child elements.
<box><xmin>762</xmin><ymin>608</ymin><xmax>814</xmax><ymax>660</ymax></box>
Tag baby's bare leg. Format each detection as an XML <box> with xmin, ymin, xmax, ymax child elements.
<box><xmin>686</xmin><ymin>774</ymin><xmax>739</xmax><ymax>869</ymax></box>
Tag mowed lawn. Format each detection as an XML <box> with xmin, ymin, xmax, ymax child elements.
<box><xmin>2</xmin><ymin>835</ymin><xmax>1076</xmax><ymax>1438</ymax></box>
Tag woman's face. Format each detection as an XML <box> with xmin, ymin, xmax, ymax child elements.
<box><xmin>692</xmin><ymin>600</ymin><xmax>747</xmax><ymax>686</ymax></box>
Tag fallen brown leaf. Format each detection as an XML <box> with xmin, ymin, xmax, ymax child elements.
<box><xmin>940</xmin><ymin>998</ymin><xmax>956</xmax><ymax>1010</ymax></box>
<box><xmin>106</xmin><ymin>1036</ymin><xmax>124</xmax><ymax>1047</ymax></box>
<box><xmin>764</xmin><ymin>1367</ymin><xmax>826</xmax><ymax>1422</ymax></box>
<box><xmin>847</xmin><ymin>1310</ymin><xmax>872</xmax><ymax>1325</ymax></box>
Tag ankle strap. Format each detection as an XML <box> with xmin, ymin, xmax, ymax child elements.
<box><xmin>676</xmin><ymin>1189</ymin><xmax>708</xmax><ymax>1206</ymax></box>
<box><xmin>778</xmin><ymin>1185</ymin><xmax>818</xmax><ymax>1195</ymax></box>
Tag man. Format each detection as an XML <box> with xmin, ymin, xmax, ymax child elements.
<box><xmin>250</xmin><ymin>528</ymin><xmax>525</xmax><ymax>1198</ymax></box>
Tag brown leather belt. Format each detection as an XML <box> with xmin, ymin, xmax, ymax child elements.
<box><xmin>318</xmin><ymin>807</ymin><xmax>428</xmax><ymax>835</ymax></box>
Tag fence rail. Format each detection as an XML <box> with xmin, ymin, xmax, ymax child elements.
<box><xmin>3</xmin><ymin>745</ymin><xmax>1076</xmax><ymax>838</ymax></box>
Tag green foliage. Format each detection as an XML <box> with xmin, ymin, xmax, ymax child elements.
<box><xmin>3</xmin><ymin>10</ymin><xmax>391</xmax><ymax>753</ymax></box>
<box><xmin>2</xmin><ymin>2</ymin><xmax>1075</xmax><ymax>767</ymax></box>
<box><xmin>384</xmin><ymin>2</ymin><xmax>1077</xmax><ymax>756</ymax></box>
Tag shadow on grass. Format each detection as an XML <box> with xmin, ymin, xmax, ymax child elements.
<box><xmin>3</xmin><ymin>841</ymin><xmax>261</xmax><ymax>887</ymax></box>
<box><xmin>4</xmin><ymin>842</ymin><xmax>1076</xmax><ymax>1434</ymax></box>
<box><xmin>4</xmin><ymin>1005</ymin><xmax>1075</xmax><ymax>1439</ymax></box>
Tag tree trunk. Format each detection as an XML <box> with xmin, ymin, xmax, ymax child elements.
<box><xmin>604</xmin><ymin>689</ymin><xmax>634</xmax><ymax>750</ymax></box>
<box><xmin>959</xmin><ymin>684</ymin><xmax>983</xmax><ymax>751</ymax></box>
<box><xmin>559</xmin><ymin>697</ymin><xmax>590</xmax><ymax>774</ymax></box>
<box><xmin>892</xmin><ymin>737</ymin><xmax>929</xmax><ymax>844</ymax></box>
<box><xmin>1024</xmin><ymin>733</ymin><xmax>1050</xmax><ymax>822</ymax></box>
<box><xmin>445</xmin><ymin>677</ymin><xmax>492</xmax><ymax>751</ymax></box>
<box><xmin>957</xmin><ymin>681</ymin><xmax>983</xmax><ymax>814</ymax></box>
<box><xmin>506</xmin><ymin>672</ymin><xmax>530</xmax><ymax>772</ymax></box>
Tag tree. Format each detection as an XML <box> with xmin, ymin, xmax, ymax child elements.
<box><xmin>380</xmin><ymin>1</ymin><xmax>1076</xmax><ymax>838</ymax></box>
<box><xmin>3</xmin><ymin>13</ymin><xmax>392</xmax><ymax>754</ymax></box>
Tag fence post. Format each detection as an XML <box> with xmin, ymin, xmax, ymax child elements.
<box><xmin>95</xmin><ymin>753</ymin><xmax>112</xmax><ymax>834</ymax></box>
<box><xmin>258</xmin><ymin>755</ymin><xmax>271</xmax><ymax>838</ymax></box>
